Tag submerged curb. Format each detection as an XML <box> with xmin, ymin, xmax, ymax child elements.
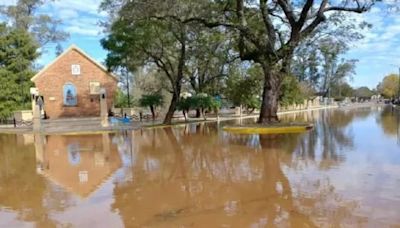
<box><xmin>223</xmin><ymin>124</ymin><xmax>314</xmax><ymax>134</ymax></box>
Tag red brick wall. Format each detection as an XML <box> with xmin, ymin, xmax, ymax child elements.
<box><xmin>33</xmin><ymin>48</ymin><xmax>117</xmax><ymax>119</ymax></box>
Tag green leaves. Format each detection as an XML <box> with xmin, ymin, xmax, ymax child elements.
<box><xmin>279</xmin><ymin>75</ymin><xmax>305</xmax><ymax>107</ymax></box>
<box><xmin>292</xmin><ymin>37</ymin><xmax>357</xmax><ymax>96</ymax></box>
<box><xmin>354</xmin><ymin>86</ymin><xmax>374</xmax><ymax>99</ymax></box>
<box><xmin>224</xmin><ymin>63</ymin><xmax>262</xmax><ymax>109</ymax></box>
<box><xmin>377</xmin><ymin>74</ymin><xmax>399</xmax><ymax>99</ymax></box>
<box><xmin>139</xmin><ymin>93</ymin><xmax>164</xmax><ymax>108</ymax></box>
<box><xmin>0</xmin><ymin>0</ymin><xmax>68</xmax><ymax>48</ymax></box>
<box><xmin>177</xmin><ymin>94</ymin><xmax>221</xmax><ymax>112</ymax></box>
<box><xmin>0</xmin><ymin>24</ymin><xmax>38</xmax><ymax>120</ymax></box>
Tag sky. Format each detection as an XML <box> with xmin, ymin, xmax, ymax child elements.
<box><xmin>0</xmin><ymin>0</ymin><xmax>399</xmax><ymax>89</ymax></box>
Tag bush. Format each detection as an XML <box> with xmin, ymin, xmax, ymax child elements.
<box><xmin>139</xmin><ymin>93</ymin><xmax>163</xmax><ymax>120</ymax></box>
<box><xmin>177</xmin><ymin>93</ymin><xmax>221</xmax><ymax>120</ymax></box>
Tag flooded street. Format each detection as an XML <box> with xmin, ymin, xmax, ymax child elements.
<box><xmin>1</xmin><ymin>106</ymin><xmax>400</xmax><ymax>227</ymax></box>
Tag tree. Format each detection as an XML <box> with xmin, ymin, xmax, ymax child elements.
<box><xmin>101</xmin><ymin>0</ymin><xmax>199</xmax><ymax>124</ymax></box>
<box><xmin>378</xmin><ymin>74</ymin><xmax>399</xmax><ymax>99</ymax></box>
<box><xmin>318</xmin><ymin>39</ymin><xmax>357</xmax><ymax>97</ymax></box>
<box><xmin>292</xmin><ymin>38</ymin><xmax>358</xmax><ymax>97</ymax></box>
<box><xmin>178</xmin><ymin>93</ymin><xmax>221</xmax><ymax>121</ymax></box>
<box><xmin>0</xmin><ymin>23</ymin><xmax>38</xmax><ymax>120</ymax></box>
<box><xmin>224</xmin><ymin>63</ymin><xmax>263</xmax><ymax>112</ymax></box>
<box><xmin>191</xmin><ymin>93</ymin><xmax>221</xmax><ymax>120</ymax></box>
<box><xmin>114</xmin><ymin>89</ymin><xmax>131</xmax><ymax>108</ymax></box>
<box><xmin>0</xmin><ymin>0</ymin><xmax>68</xmax><ymax>49</ymax></box>
<box><xmin>354</xmin><ymin>86</ymin><xmax>374</xmax><ymax>99</ymax></box>
<box><xmin>330</xmin><ymin>82</ymin><xmax>354</xmax><ymax>100</ymax></box>
<box><xmin>189</xmin><ymin>0</ymin><xmax>371</xmax><ymax>123</ymax></box>
<box><xmin>279</xmin><ymin>75</ymin><xmax>305</xmax><ymax>107</ymax></box>
<box><xmin>139</xmin><ymin>93</ymin><xmax>164</xmax><ymax>120</ymax></box>
<box><xmin>177</xmin><ymin>94</ymin><xmax>192</xmax><ymax>121</ymax></box>
<box><xmin>55</xmin><ymin>43</ymin><xmax>63</xmax><ymax>56</ymax></box>
<box><xmin>186</xmin><ymin>30</ymin><xmax>232</xmax><ymax>117</ymax></box>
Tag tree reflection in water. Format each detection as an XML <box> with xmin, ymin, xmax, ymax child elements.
<box><xmin>376</xmin><ymin>106</ymin><xmax>400</xmax><ymax>142</ymax></box>
<box><xmin>112</xmin><ymin>123</ymin><xmax>316</xmax><ymax>227</ymax></box>
<box><xmin>1</xmin><ymin>107</ymin><xmax>388</xmax><ymax>227</ymax></box>
<box><xmin>287</xmin><ymin>109</ymin><xmax>359</xmax><ymax>169</ymax></box>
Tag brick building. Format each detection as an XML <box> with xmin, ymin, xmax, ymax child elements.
<box><xmin>31</xmin><ymin>45</ymin><xmax>118</xmax><ymax>119</ymax></box>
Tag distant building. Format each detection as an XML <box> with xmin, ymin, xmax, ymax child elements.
<box><xmin>31</xmin><ymin>45</ymin><xmax>118</xmax><ymax>119</ymax></box>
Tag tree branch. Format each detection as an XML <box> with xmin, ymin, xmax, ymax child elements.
<box><xmin>276</xmin><ymin>0</ymin><xmax>296</xmax><ymax>27</ymax></box>
<box><xmin>297</xmin><ymin>0</ymin><xmax>314</xmax><ymax>28</ymax></box>
<box><xmin>260</xmin><ymin>0</ymin><xmax>277</xmax><ymax>50</ymax></box>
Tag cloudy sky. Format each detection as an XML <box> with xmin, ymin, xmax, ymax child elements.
<box><xmin>1</xmin><ymin>0</ymin><xmax>399</xmax><ymax>89</ymax></box>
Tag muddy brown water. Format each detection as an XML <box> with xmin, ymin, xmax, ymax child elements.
<box><xmin>1</xmin><ymin>106</ymin><xmax>400</xmax><ymax>227</ymax></box>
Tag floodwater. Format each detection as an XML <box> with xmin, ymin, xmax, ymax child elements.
<box><xmin>1</xmin><ymin>106</ymin><xmax>400</xmax><ymax>227</ymax></box>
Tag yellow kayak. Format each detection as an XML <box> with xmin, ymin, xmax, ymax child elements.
<box><xmin>223</xmin><ymin>124</ymin><xmax>313</xmax><ymax>134</ymax></box>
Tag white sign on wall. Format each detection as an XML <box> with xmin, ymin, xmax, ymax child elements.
<box><xmin>71</xmin><ymin>64</ymin><xmax>81</xmax><ymax>75</ymax></box>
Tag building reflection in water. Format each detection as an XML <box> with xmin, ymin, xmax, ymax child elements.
<box><xmin>0</xmin><ymin>133</ymin><xmax>123</xmax><ymax>227</ymax></box>
<box><xmin>34</xmin><ymin>133</ymin><xmax>122</xmax><ymax>198</ymax></box>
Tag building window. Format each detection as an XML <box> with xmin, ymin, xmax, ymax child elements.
<box><xmin>71</xmin><ymin>64</ymin><xmax>80</xmax><ymax>75</ymax></box>
<box><xmin>63</xmin><ymin>83</ymin><xmax>77</xmax><ymax>106</ymax></box>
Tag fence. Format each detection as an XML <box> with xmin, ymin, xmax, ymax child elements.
<box><xmin>0</xmin><ymin>117</ymin><xmax>33</xmax><ymax>128</ymax></box>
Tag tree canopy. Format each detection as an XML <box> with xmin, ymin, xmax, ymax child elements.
<box><xmin>0</xmin><ymin>0</ymin><xmax>68</xmax><ymax>49</ymax></box>
<box><xmin>378</xmin><ymin>74</ymin><xmax>399</xmax><ymax>99</ymax></box>
<box><xmin>0</xmin><ymin>24</ymin><xmax>38</xmax><ymax>120</ymax></box>
<box><xmin>139</xmin><ymin>93</ymin><xmax>164</xmax><ymax>120</ymax></box>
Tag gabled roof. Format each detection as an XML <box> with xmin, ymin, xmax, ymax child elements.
<box><xmin>31</xmin><ymin>44</ymin><xmax>118</xmax><ymax>82</ymax></box>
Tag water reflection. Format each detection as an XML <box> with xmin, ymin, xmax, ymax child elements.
<box><xmin>0</xmin><ymin>133</ymin><xmax>122</xmax><ymax>227</ymax></box>
<box><xmin>376</xmin><ymin>106</ymin><xmax>400</xmax><ymax>145</ymax></box>
<box><xmin>1</xmin><ymin>106</ymin><xmax>400</xmax><ymax>227</ymax></box>
<box><xmin>0</xmin><ymin>134</ymin><xmax>58</xmax><ymax>227</ymax></box>
<box><xmin>35</xmin><ymin>134</ymin><xmax>121</xmax><ymax>198</ymax></box>
<box><xmin>290</xmin><ymin>109</ymin><xmax>357</xmax><ymax>169</ymax></box>
<box><xmin>112</xmin><ymin>127</ymin><xmax>317</xmax><ymax>227</ymax></box>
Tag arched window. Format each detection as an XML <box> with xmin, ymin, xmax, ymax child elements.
<box><xmin>63</xmin><ymin>83</ymin><xmax>77</xmax><ymax>106</ymax></box>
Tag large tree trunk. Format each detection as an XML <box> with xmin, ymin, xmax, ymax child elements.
<box><xmin>164</xmin><ymin>92</ymin><xmax>179</xmax><ymax>124</ymax></box>
<box><xmin>150</xmin><ymin>105</ymin><xmax>155</xmax><ymax>121</ymax></box>
<box><xmin>182</xmin><ymin>110</ymin><xmax>187</xmax><ymax>121</ymax></box>
<box><xmin>258</xmin><ymin>65</ymin><xmax>280</xmax><ymax>124</ymax></box>
<box><xmin>163</xmin><ymin>27</ymin><xmax>186</xmax><ymax>125</ymax></box>
<box><xmin>195</xmin><ymin>109</ymin><xmax>201</xmax><ymax>118</ymax></box>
